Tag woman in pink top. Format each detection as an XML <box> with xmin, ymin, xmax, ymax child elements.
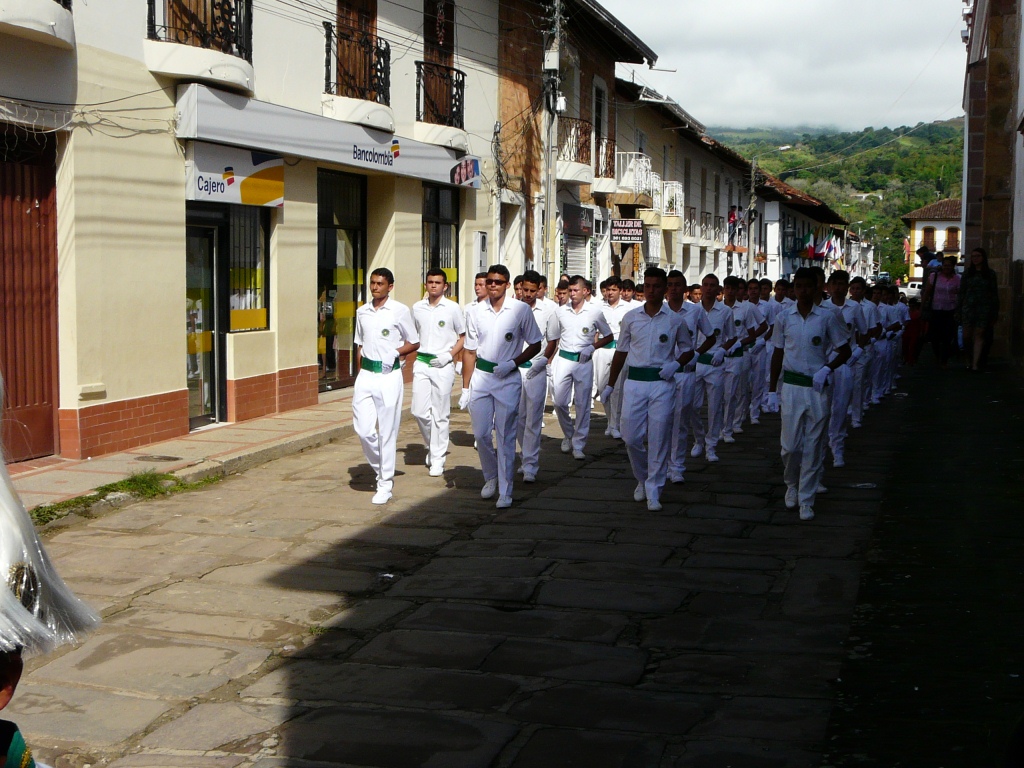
<box><xmin>922</xmin><ymin>255</ymin><xmax>961</xmax><ymax>367</ymax></box>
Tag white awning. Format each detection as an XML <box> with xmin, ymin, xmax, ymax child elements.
<box><xmin>175</xmin><ymin>84</ymin><xmax>481</xmax><ymax>189</ymax></box>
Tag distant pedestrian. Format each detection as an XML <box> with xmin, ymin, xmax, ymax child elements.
<box><xmin>958</xmin><ymin>247</ymin><xmax>999</xmax><ymax>372</ymax></box>
<box><xmin>922</xmin><ymin>255</ymin><xmax>960</xmax><ymax>368</ymax></box>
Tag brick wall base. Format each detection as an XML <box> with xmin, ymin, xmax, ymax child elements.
<box><xmin>277</xmin><ymin>364</ymin><xmax>319</xmax><ymax>411</ymax></box>
<box><xmin>59</xmin><ymin>390</ymin><xmax>189</xmax><ymax>460</ymax></box>
<box><xmin>228</xmin><ymin>365</ymin><xmax>320</xmax><ymax>422</ymax></box>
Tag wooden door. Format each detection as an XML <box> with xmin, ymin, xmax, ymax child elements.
<box><xmin>168</xmin><ymin>0</ymin><xmax>230</xmax><ymax>51</ymax></box>
<box><xmin>336</xmin><ymin>0</ymin><xmax>378</xmax><ymax>100</ymax></box>
<box><xmin>1</xmin><ymin>152</ymin><xmax>58</xmax><ymax>463</ymax></box>
<box><xmin>422</xmin><ymin>0</ymin><xmax>454</xmax><ymax>123</ymax></box>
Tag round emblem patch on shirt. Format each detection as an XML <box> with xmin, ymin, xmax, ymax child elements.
<box><xmin>659</xmin><ymin>333</ymin><xmax>669</xmax><ymax>343</ymax></box>
<box><xmin>582</xmin><ymin>326</ymin><xmax>590</xmax><ymax>334</ymax></box>
<box><xmin>439</xmin><ymin>320</ymin><xmax>446</xmax><ymax>328</ymax></box>
<box><xmin>505</xmin><ymin>332</ymin><xmax>514</xmax><ymax>342</ymax></box>
<box><xmin>381</xmin><ymin>328</ymin><xmax>390</xmax><ymax>338</ymax></box>
<box><xmin>734</xmin><ymin>319</ymin><xmax>742</xmax><ymax>326</ymax></box>
<box><xmin>812</xmin><ymin>335</ymin><xmax>822</xmax><ymax>346</ymax></box>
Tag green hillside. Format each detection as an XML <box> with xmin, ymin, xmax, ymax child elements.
<box><xmin>710</xmin><ymin>120</ymin><xmax>964</xmax><ymax>280</ymax></box>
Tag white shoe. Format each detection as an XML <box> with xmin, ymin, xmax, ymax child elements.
<box><xmin>668</xmin><ymin>471</ymin><xmax>685</xmax><ymax>484</ymax></box>
<box><xmin>785</xmin><ymin>486</ymin><xmax>798</xmax><ymax>509</ymax></box>
<box><xmin>560</xmin><ymin>438</ymin><xmax>572</xmax><ymax>453</ymax></box>
<box><xmin>610</xmin><ymin>429</ymin><xmax>622</xmax><ymax>439</ymax></box>
<box><xmin>496</xmin><ymin>496</ymin><xmax>513</xmax><ymax>509</ymax></box>
<box><xmin>481</xmin><ymin>478</ymin><xmax>498</xmax><ymax>499</ymax></box>
<box><xmin>572</xmin><ymin>449</ymin><xmax>586</xmax><ymax>460</ymax></box>
<box><xmin>428</xmin><ymin>465</ymin><xmax>444</xmax><ymax>477</ymax></box>
<box><xmin>371</xmin><ymin>489</ymin><xmax>392</xmax><ymax>505</ymax></box>
<box><xmin>851</xmin><ymin>420</ymin><xmax>862</xmax><ymax>429</ymax></box>
<box><xmin>705</xmin><ymin>448</ymin><xmax>719</xmax><ymax>462</ymax></box>
<box><xmin>733</xmin><ymin>426</ymin><xmax>744</xmax><ymax>434</ymax></box>
<box><xmin>690</xmin><ymin>443</ymin><xmax>704</xmax><ymax>458</ymax></box>
<box><xmin>647</xmin><ymin>498</ymin><xmax>663</xmax><ymax>511</ymax></box>
<box><xmin>604</xmin><ymin>428</ymin><xmax>612</xmax><ymax>436</ymax></box>
<box><xmin>833</xmin><ymin>453</ymin><xmax>845</xmax><ymax>468</ymax></box>
<box><xmin>721</xmin><ymin>434</ymin><xmax>736</xmax><ymax>444</ymax></box>
<box><xmin>799</xmin><ymin>506</ymin><xmax>815</xmax><ymax>521</ymax></box>
<box><xmin>816</xmin><ymin>484</ymin><xmax>828</xmax><ymax>494</ymax></box>
<box><xmin>749</xmin><ymin>417</ymin><xmax>760</xmax><ymax>425</ymax></box>
<box><xmin>523</xmin><ymin>473</ymin><xmax>536</xmax><ymax>483</ymax></box>
<box><xmin>633</xmin><ymin>483</ymin><xmax>646</xmax><ymax>502</ymax></box>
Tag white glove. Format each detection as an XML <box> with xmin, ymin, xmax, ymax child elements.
<box><xmin>494</xmin><ymin>360</ymin><xmax>518</xmax><ymax>378</ymax></box>
<box><xmin>711</xmin><ymin>348</ymin><xmax>726</xmax><ymax>367</ymax></box>
<box><xmin>430</xmin><ymin>352</ymin><xmax>452</xmax><ymax>368</ymax></box>
<box><xmin>578</xmin><ymin>344</ymin><xmax>595</xmax><ymax>364</ymax></box>
<box><xmin>764</xmin><ymin>391</ymin><xmax>780</xmax><ymax>413</ymax></box>
<box><xmin>849</xmin><ymin>347</ymin><xmax>863</xmax><ymax>365</ymax></box>
<box><xmin>601</xmin><ymin>385</ymin><xmax>614</xmax><ymax>403</ymax></box>
<box><xmin>380</xmin><ymin>362</ymin><xmax>394</xmax><ymax>374</ymax></box>
<box><xmin>754</xmin><ymin>337</ymin><xmax>766</xmax><ymax>351</ymax></box>
<box><xmin>659</xmin><ymin>361</ymin><xmax>681</xmax><ymax>381</ymax></box>
<box><xmin>458</xmin><ymin>388</ymin><xmax>471</xmax><ymax>410</ymax></box>
<box><xmin>526</xmin><ymin>357</ymin><xmax>547</xmax><ymax>379</ymax></box>
<box><xmin>812</xmin><ymin>366</ymin><xmax>832</xmax><ymax>393</ymax></box>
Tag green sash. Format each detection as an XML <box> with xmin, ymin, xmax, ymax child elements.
<box><xmin>782</xmin><ymin>370</ymin><xmax>813</xmax><ymax>387</ymax></box>
<box><xmin>627</xmin><ymin>366</ymin><xmax>662</xmax><ymax>382</ymax></box>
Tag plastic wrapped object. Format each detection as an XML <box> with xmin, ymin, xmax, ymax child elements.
<box><xmin>0</xmin><ymin>377</ymin><xmax>100</xmax><ymax>656</ymax></box>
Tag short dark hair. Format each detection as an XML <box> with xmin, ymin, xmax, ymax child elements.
<box><xmin>621</xmin><ymin>279</ymin><xmax>636</xmax><ymax>291</ymax></box>
<box><xmin>556</xmin><ymin>279</ymin><xmax>570</xmax><ymax>290</ymax></box>
<box><xmin>425</xmin><ymin>268</ymin><xmax>447</xmax><ymax>283</ymax></box>
<box><xmin>487</xmin><ymin>264</ymin><xmax>511</xmax><ymax>281</ymax></box>
<box><xmin>606</xmin><ymin>276</ymin><xmax>622</xmax><ymax>288</ymax></box>
<box><xmin>513</xmin><ymin>274</ymin><xmax>524</xmax><ymax>286</ymax></box>
<box><xmin>702</xmin><ymin>273</ymin><xmax>720</xmax><ymax>285</ymax></box>
<box><xmin>599</xmin><ymin>279</ymin><xmax>608</xmax><ymax>290</ymax></box>
<box><xmin>723</xmin><ymin>275</ymin><xmax>744</xmax><ymax>289</ymax></box>
<box><xmin>569</xmin><ymin>275</ymin><xmax>592</xmax><ymax>292</ymax></box>
<box><xmin>521</xmin><ymin>269</ymin><xmax>543</xmax><ymax>287</ymax></box>
<box><xmin>667</xmin><ymin>269</ymin><xmax>684</xmax><ymax>280</ymax></box>
<box><xmin>759</xmin><ymin>278</ymin><xmax>773</xmax><ymax>288</ymax></box>
<box><xmin>643</xmin><ymin>267</ymin><xmax>668</xmax><ymax>285</ymax></box>
<box><xmin>828</xmin><ymin>270</ymin><xmax>850</xmax><ymax>283</ymax></box>
<box><xmin>371</xmin><ymin>267</ymin><xmax>394</xmax><ymax>285</ymax></box>
<box><xmin>689</xmin><ymin>284</ymin><xmax>700</xmax><ymax>291</ymax></box>
<box><xmin>775</xmin><ymin>278</ymin><xmax>790</xmax><ymax>288</ymax></box>
<box><xmin>747</xmin><ymin>278</ymin><xmax>760</xmax><ymax>288</ymax></box>
<box><xmin>850</xmin><ymin>276</ymin><xmax>867</xmax><ymax>287</ymax></box>
<box><xmin>475</xmin><ymin>271</ymin><xmax>488</xmax><ymax>281</ymax></box>
<box><xmin>538</xmin><ymin>275</ymin><xmax>548</xmax><ymax>288</ymax></box>
<box><xmin>809</xmin><ymin>266</ymin><xmax>826</xmax><ymax>284</ymax></box>
<box><xmin>793</xmin><ymin>267</ymin><xmax>816</xmax><ymax>285</ymax></box>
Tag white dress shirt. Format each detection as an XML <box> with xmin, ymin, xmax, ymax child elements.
<box><xmin>547</xmin><ymin>302</ymin><xmax>613</xmax><ymax>352</ymax></box>
<box><xmin>774</xmin><ymin>304</ymin><xmax>851</xmax><ymax>376</ymax></box>
<box><xmin>354</xmin><ymin>298</ymin><xmax>418</xmax><ymax>364</ymax></box>
<box><xmin>618</xmin><ymin>304</ymin><xmax>694</xmax><ymax>367</ymax></box>
<box><xmin>465</xmin><ymin>297</ymin><xmax>542</xmax><ymax>363</ymax></box>
<box><xmin>412</xmin><ymin>297</ymin><xmax>466</xmax><ymax>355</ymax></box>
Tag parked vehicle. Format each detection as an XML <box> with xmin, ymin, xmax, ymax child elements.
<box><xmin>900</xmin><ymin>281</ymin><xmax>922</xmax><ymax>300</ymax></box>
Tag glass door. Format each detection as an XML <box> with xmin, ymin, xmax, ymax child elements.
<box><xmin>186</xmin><ymin>225</ymin><xmax>219</xmax><ymax>427</ymax></box>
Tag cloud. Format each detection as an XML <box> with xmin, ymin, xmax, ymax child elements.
<box><xmin>596</xmin><ymin>0</ymin><xmax>967</xmax><ymax>130</ymax></box>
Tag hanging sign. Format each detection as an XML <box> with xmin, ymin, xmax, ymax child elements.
<box><xmin>610</xmin><ymin>218</ymin><xmax>644</xmax><ymax>243</ymax></box>
<box><xmin>186</xmin><ymin>142</ymin><xmax>284</xmax><ymax>207</ymax></box>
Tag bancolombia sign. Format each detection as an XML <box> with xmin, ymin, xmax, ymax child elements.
<box><xmin>186</xmin><ymin>142</ymin><xmax>284</xmax><ymax>207</ymax></box>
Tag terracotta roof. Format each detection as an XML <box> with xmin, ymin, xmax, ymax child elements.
<box><xmin>756</xmin><ymin>173</ymin><xmax>848</xmax><ymax>226</ymax></box>
<box><xmin>901</xmin><ymin>198</ymin><xmax>962</xmax><ymax>225</ymax></box>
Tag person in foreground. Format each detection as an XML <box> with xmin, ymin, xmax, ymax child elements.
<box><xmin>764</xmin><ymin>268</ymin><xmax>851</xmax><ymax>522</ymax></box>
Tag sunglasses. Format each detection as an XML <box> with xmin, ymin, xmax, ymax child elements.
<box><xmin>485</xmin><ymin>278</ymin><xmax>508</xmax><ymax>285</ymax></box>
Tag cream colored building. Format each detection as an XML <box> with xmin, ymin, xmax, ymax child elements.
<box><xmin>900</xmin><ymin>199</ymin><xmax>963</xmax><ymax>279</ymax></box>
<box><xmin>0</xmin><ymin>0</ymin><xmax>497</xmax><ymax>461</ymax></box>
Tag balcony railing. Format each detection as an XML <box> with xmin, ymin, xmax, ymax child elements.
<box><xmin>594</xmin><ymin>137</ymin><xmax>615</xmax><ymax>178</ymax></box>
<box><xmin>714</xmin><ymin>216</ymin><xmax>725</xmax><ymax>243</ymax></box>
<box><xmin>147</xmin><ymin>0</ymin><xmax>253</xmax><ymax>62</ymax></box>
<box><xmin>323</xmin><ymin>22</ymin><xmax>390</xmax><ymax>106</ymax></box>
<box><xmin>557</xmin><ymin>117</ymin><xmax>593</xmax><ymax>166</ymax></box>
<box><xmin>663</xmin><ymin>181</ymin><xmax>683</xmax><ymax>216</ymax></box>
<box><xmin>54</xmin><ymin>0</ymin><xmax>72</xmax><ymax>9</ymax></box>
<box><xmin>650</xmin><ymin>172</ymin><xmax>662</xmax><ymax>214</ymax></box>
<box><xmin>684</xmin><ymin>206</ymin><xmax>697</xmax><ymax>237</ymax></box>
<box><xmin>615</xmin><ymin>152</ymin><xmax>654</xmax><ymax>196</ymax></box>
<box><xmin>700</xmin><ymin>211</ymin><xmax>712</xmax><ymax>240</ymax></box>
<box><xmin>415</xmin><ymin>61</ymin><xmax>466</xmax><ymax>130</ymax></box>
<box><xmin>943</xmin><ymin>236</ymin><xmax>960</xmax><ymax>252</ymax></box>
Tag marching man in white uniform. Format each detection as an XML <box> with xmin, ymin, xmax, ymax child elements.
<box><xmin>545</xmin><ymin>276</ymin><xmax>613</xmax><ymax>460</ymax></box>
<box><xmin>822</xmin><ymin>270</ymin><xmax>866</xmax><ymax>468</ymax></box>
<box><xmin>847</xmin><ymin>276</ymin><xmax>879</xmax><ymax>427</ymax></box>
<box><xmin>744</xmin><ymin>278</ymin><xmax>771</xmax><ymax>425</ymax></box>
<box><xmin>516</xmin><ymin>270</ymin><xmax>556</xmax><ymax>483</ymax></box>
<box><xmin>602</xmin><ymin>268</ymin><xmax>698</xmax><ymax>511</ymax></box>
<box><xmin>411</xmin><ymin>269</ymin><xmax>466</xmax><ymax>477</ymax></box>
<box><xmin>352</xmin><ymin>268</ymin><xmax>420</xmax><ymax>505</ymax></box>
<box><xmin>720</xmin><ymin>275</ymin><xmax>765</xmax><ymax>443</ymax></box>
<box><xmin>594</xmin><ymin>276</ymin><xmax>631</xmax><ymax>439</ymax></box>
<box><xmin>765</xmin><ymin>267</ymin><xmax>851</xmax><ymax>521</ymax></box>
<box><xmin>690</xmin><ymin>274</ymin><xmax>736</xmax><ymax>463</ymax></box>
<box><xmin>461</xmin><ymin>265</ymin><xmax>542</xmax><ymax>509</ymax></box>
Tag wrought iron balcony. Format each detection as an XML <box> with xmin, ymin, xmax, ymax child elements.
<box><xmin>615</xmin><ymin>152</ymin><xmax>653</xmax><ymax>196</ymax></box>
<box><xmin>700</xmin><ymin>211</ymin><xmax>712</xmax><ymax>240</ymax></box>
<box><xmin>415</xmin><ymin>61</ymin><xmax>465</xmax><ymax>130</ymax></box>
<box><xmin>594</xmin><ymin>137</ymin><xmax>615</xmax><ymax>178</ymax></box>
<box><xmin>663</xmin><ymin>181</ymin><xmax>683</xmax><ymax>216</ymax></box>
<box><xmin>557</xmin><ymin>116</ymin><xmax>592</xmax><ymax>166</ymax></box>
<box><xmin>54</xmin><ymin>0</ymin><xmax>72</xmax><ymax>9</ymax></box>
<box><xmin>650</xmin><ymin>172</ymin><xmax>662</xmax><ymax>214</ymax></box>
<box><xmin>147</xmin><ymin>0</ymin><xmax>253</xmax><ymax>63</ymax></box>
<box><xmin>323</xmin><ymin>22</ymin><xmax>390</xmax><ymax>106</ymax></box>
<box><xmin>683</xmin><ymin>207</ymin><xmax>697</xmax><ymax>237</ymax></box>
<box><xmin>714</xmin><ymin>215</ymin><xmax>725</xmax><ymax>243</ymax></box>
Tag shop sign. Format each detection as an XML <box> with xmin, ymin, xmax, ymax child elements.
<box><xmin>610</xmin><ymin>219</ymin><xmax>644</xmax><ymax>243</ymax></box>
<box><xmin>563</xmin><ymin>203</ymin><xmax>594</xmax><ymax>237</ymax></box>
<box><xmin>186</xmin><ymin>142</ymin><xmax>284</xmax><ymax>207</ymax></box>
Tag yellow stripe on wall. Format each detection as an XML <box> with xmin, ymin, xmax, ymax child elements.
<box><xmin>230</xmin><ymin>308</ymin><xmax>268</xmax><ymax>331</ymax></box>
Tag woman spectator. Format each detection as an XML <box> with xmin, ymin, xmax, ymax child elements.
<box><xmin>958</xmin><ymin>247</ymin><xmax>1000</xmax><ymax>372</ymax></box>
<box><xmin>922</xmin><ymin>254</ymin><xmax>960</xmax><ymax>368</ymax></box>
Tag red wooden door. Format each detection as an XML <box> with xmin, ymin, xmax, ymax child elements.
<box><xmin>0</xmin><ymin>157</ymin><xmax>58</xmax><ymax>462</ymax></box>
<box><xmin>336</xmin><ymin>0</ymin><xmax>377</xmax><ymax>100</ymax></box>
<box><xmin>422</xmin><ymin>0</ymin><xmax>454</xmax><ymax>123</ymax></box>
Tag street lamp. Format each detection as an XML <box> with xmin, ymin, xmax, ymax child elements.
<box><xmin>747</xmin><ymin>145</ymin><xmax>791</xmax><ymax>279</ymax></box>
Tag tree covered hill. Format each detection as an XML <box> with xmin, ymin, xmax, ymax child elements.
<box><xmin>710</xmin><ymin>120</ymin><xmax>964</xmax><ymax>279</ymax></box>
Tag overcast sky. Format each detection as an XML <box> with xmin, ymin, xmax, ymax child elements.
<box><xmin>597</xmin><ymin>0</ymin><xmax>968</xmax><ymax>131</ymax></box>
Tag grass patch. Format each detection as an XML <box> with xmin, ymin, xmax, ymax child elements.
<box><xmin>30</xmin><ymin>470</ymin><xmax>221</xmax><ymax>527</ymax></box>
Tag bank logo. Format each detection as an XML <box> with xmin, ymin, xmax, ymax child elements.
<box><xmin>354</xmin><ymin>143</ymin><xmax>396</xmax><ymax>167</ymax></box>
<box><xmin>391</xmin><ymin>139</ymin><xmax>401</xmax><ymax>159</ymax></box>
<box><xmin>223</xmin><ymin>166</ymin><xmax>236</xmax><ymax>186</ymax></box>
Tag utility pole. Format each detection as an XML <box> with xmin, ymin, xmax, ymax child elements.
<box><xmin>541</xmin><ymin>0</ymin><xmax>561</xmax><ymax>284</ymax></box>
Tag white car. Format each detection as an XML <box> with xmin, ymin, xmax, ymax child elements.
<box><xmin>900</xmin><ymin>281</ymin><xmax>922</xmax><ymax>300</ymax></box>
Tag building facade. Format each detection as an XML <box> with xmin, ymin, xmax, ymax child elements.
<box><xmin>901</xmin><ymin>198</ymin><xmax>963</xmax><ymax>279</ymax></box>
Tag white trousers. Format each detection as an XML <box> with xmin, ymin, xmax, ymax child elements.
<box><xmin>692</xmin><ymin>362</ymin><xmax>725</xmax><ymax>449</ymax></box>
<box><xmin>828</xmin><ymin>363</ymin><xmax>854</xmax><ymax>454</ymax></box>
<box><xmin>860</xmin><ymin>344</ymin><xmax>876</xmax><ymax>407</ymax></box>
<box><xmin>470</xmin><ymin>370</ymin><xmax>522</xmax><ymax>500</ymax></box>
<box><xmin>722</xmin><ymin>354</ymin><xmax>748</xmax><ymax>436</ymax></box>
<box><xmin>747</xmin><ymin>346</ymin><xmax>767</xmax><ymax>419</ymax></box>
<box><xmin>669</xmin><ymin>370</ymin><xmax>696</xmax><ymax>476</ymax></box>
<box><xmin>552</xmin><ymin>355</ymin><xmax>594</xmax><ymax>452</ymax></box>
<box><xmin>780</xmin><ymin>382</ymin><xmax>830</xmax><ymax>508</ymax></box>
<box><xmin>411</xmin><ymin>359</ymin><xmax>456</xmax><ymax>470</ymax></box>
<box><xmin>517</xmin><ymin>365</ymin><xmax>547</xmax><ymax>476</ymax></box>
<box><xmin>592</xmin><ymin>346</ymin><xmax>623</xmax><ymax>432</ymax></box>
<box><xmin>622</xmin><ymin>377</ymin><xmax>675</xmax><ymax>502</ymax></box>
<box><xmin>850</xmin><ymin>354</ymin><xmax>867</xmax><ymax>421</ymax></box>
<box><xmin>352</xmin><ymin>369</ymin><xmax>404</xmax><ymax>492</ymax></box>
<box><xmin>870</xmin><ymin>339</ymin><xmax>889</xmax><ymax>400</ymax></box>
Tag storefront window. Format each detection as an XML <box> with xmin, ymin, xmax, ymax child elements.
<box><xmin>422</xmin><ymin>184</ymin><xmax>459</xmax><ymax>297</ymax></box>
<box><xmin>228</xmin><ymin>206</ymin><xmax>270</xmax><ymax>331</ymax></box>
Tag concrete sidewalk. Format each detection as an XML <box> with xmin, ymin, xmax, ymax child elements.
<box><xmin>9</xmin><ymin>385</ymin><xmax>416</xmax><ymax>511</ymax></box>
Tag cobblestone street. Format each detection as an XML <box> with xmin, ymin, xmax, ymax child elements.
<box><xmin>7</xmin><ymin>363</ymin><xmax>1020</xmax><ymax>768</ymax></box>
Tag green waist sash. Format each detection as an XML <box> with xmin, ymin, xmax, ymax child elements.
<box><xmin>558</xmin><ymin>349</ymin><xmax>582</xmax><ymax>362</ymax></box>
<box><xmin>627</xmin><ymin>366</ymin><xmax>662</xmax><ymax>382</ymax></box>
<box><xmin>782</xmin><ymin>370</ymin><xmax>813</xmax><ymax>387</ymax></box>
<box><xmin>360</xmin><ymin>356</ymin><xmax>400</xmax><ymax>373</ymax></box>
